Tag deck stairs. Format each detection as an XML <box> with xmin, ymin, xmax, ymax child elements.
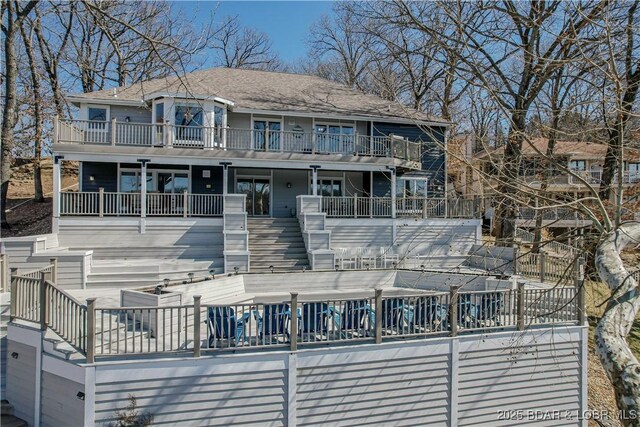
<box><xmin>1</xmin><ymin>400</ymin><xmax>27</xmax><ymax>427</ymax></box>
<box><xmin>85</xmin><ymin>258</ymin><xmax>219</xmax><ymax>288</ymax></box>
<box><xmin>247</xmin><ymin>218</ymin><xmax>310</xmax><ymax>273</ymax></box>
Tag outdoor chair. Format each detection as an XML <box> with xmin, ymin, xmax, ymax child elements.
<box><xmin>475</xmin><ymin>292</ymin><xmax>504</xmax><ymax>327</ymax></box>
<box><xmin>299</xmin><ymin>302</ymin><xmax>330</xmax><ymax>339</ymax></box>
<box><xmin>456</xmin><ymin>294</ymin><xmax>478</xmax><ymax>329</ymax></box>
<box><xmin>336</xmin><ymin>248</ymin><xmax>357</xmax><ymax>270</ymax></box>
<box><xmin>381</xmin><ymin>298</ymin><xmax>407</xmax><ymax>334</ymax></box>
<box><xmin>339</xmin><ymin>299</ymin><xmax>372</xmax><ymax>337</ymax></box>
<box><xmin>258</xmin><ymin>303</ymin><xmax>291</xmax><ymax>344</ymax></box>
<box><xmin>358</xmin><ymin>247</ymin><xmax>377</xmax><ymax>269</ymax></box>
<box><xmin>207</xmin><ymin>306</ymin><xmax>251</xmax><ymax>347</ymax></box>
<box><xmin>407</xmin><ymin>296</ymin><xmax>447</xmax><ymax>332</ymax></box>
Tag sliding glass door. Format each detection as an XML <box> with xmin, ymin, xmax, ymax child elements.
<box><xmin>237</xmin><ymin>178</ymin><xmax>270</xmax><ymax>216</ymax></box>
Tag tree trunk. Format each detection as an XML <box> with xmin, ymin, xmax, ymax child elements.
<box><xmin>1</xmin><ymin>1</ymin><xmax>37</xmax><ymax>228</ymax></box>
<box><xmin>1</xmin><ymin>3</ymin><xmax>19</xmax><ymax>229</ymax></box>
<box><xmin>595</xmin><ymin>222</ymin><xmax>640</xmax><ymax>425</ymax></box>
<box><xmin>20</xmin><ymin>16</ymin><xmax>45</xmax><ymax>202</ymax></box>
<box><xmin>494</xmin><ymin>111</ymin><xmax>526</xmax><ymax>245</ymax></box>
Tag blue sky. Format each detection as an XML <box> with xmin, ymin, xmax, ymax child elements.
<box><xmin>185</xmin><ymin>1</ymin><xmax>335</xmax><ymax>62</ymax></box>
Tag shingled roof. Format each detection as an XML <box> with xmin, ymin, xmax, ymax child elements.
<box><xmin>69</xmin><ymin>67</ymin><xmax>448</xmax><ymax>125</ymax></box>
<box><xmin>477</xmin><ymin>138</ymin><xmax>640</xmax><ymax>161</ymax></box>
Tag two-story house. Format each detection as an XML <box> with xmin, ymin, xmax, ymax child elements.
<box><xmin>49</xmin><ymin>67</ymin><xmax>480</xmax><ymax>281</ymax></box>
<box><xmin>451</xmin><ymin>137</ymin><xmax>639</xmax><ymax>229</ymax></box>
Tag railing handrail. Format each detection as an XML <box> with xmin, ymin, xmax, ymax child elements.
<box><xmin>55</xmin><ymin>118</ymin><xmax>422</xmax><ymax>161</ymax></box>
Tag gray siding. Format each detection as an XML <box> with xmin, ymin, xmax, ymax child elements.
<box><xmin>95</xmin><ymin>358</ymin><xmax>287</xmax><ymax>426</ymax></box>
<box><xmin>41</xmin><ymin>372</ymin><xmax>85</xmax><ymax>427</ymax></box>
<box><xmin>373</xmin><ymin>122</ymin><xmax>446</xmax><ymax>197</ymax></box>
<box><xmin>81</xmin><ymin>162</ymin><xmax>117</xmax><ymax>192</ymax></box>
<box><xmin>296</xmin><ymin>344</ymin><xmax>451</xmax><ymax>426</ymax></box>
<box><xmin>458</xmin><ymin>339</ymin><xmax>582</xmax><ymax>426</ymax></box>
<box><xmin>6</xmin><ymin>340</ymin><xmax>36</xmax><ymax>426</ymax></box>
<box><xmin>273</xmin><ymin>170</ymin><xmax>308</xmax><ymax>217</ymax></box>
<box><xmin>227</xmin><ymin>111</ymin><xmax>251</xmax><ymax>129</ymax></box>
<box><xmin>110</xmin><ymin>105</ymin><xmax>152</xmax><ymax>123</ymax></box>
<box><xmin>328</xmin><ymin>223</ymin><xmax>393</xmax><ymax>248</ymax></box>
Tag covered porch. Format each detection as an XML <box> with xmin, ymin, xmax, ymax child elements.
<box><xmin>53</xmin><ymin>156</ymin><xmax>465</xmax><ymax>221</ymax></box>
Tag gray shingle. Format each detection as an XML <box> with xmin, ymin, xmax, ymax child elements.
<box><xmin>70</xmin><ymin>67</ymin><xmax>447</xmax><ymax>124</ymax></box>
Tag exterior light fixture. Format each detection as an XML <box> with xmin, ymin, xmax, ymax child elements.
<box><xmin>77</xmin><ymin>392</ymin><xmax>85</xmax><ymax>401</ymax></box>
<box><xmin>163</xmin><ymin>278</ymin><xmax>170</xmax><ymax>287</ymax></box>
<box><xmin>286</xmin><ymin>182</ymin><xmax>292</xmax><ymax>189</ymax></box>
<box><xmin>269</xmin><ymin>265</ymin><xmax>274</xmax><ymax>273</ymax></box>
<box><xmin>209</xmin><ymin>269</ymin><xmax>215</xmax><ymax>279</ymax></box>
<box><xmin>188</xmin><ymin>272</ymin><xmax>194</xmax><ymax>282</ymax></box>
<box><xmin>89</xmin><ymin>175</ymin><xmax>95</xmax><ymax>181</ymax></box>
<box><xmin>234</xmin><ymin>266</ymin><xmax>239</xmax><ymax>275</ymax></box>
<box><xmin>11</xmin><ymin>352</ymin><xmax>18</xmax><ymax>359</ymax></box>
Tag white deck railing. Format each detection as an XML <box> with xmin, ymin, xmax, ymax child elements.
<box><xmin>60</xmin><ymin>191</ymin><xmax>223</xmax><ymax>217</ymax></box>
<box><xmin>55</xmin><ymin>118</ymin><xmax>422</xmax><ymax>162</ymax></box>
<box><xmin>321</xmin><ymin>196</ymin><xmax>479</xmax><ymax>219</ymax></box>
<box><xmin>568</xmin><ymin>170</ymin><xmax>640</xmax><ymax>185</ymax></box>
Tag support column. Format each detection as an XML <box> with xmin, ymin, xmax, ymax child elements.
<box><xmin>220</xmin><ymin>162</ymin><xmax>232</xmax><ymax>195</ymax></box>
<box><xmin>138</xmin><ymin>159</ymin><xmax>149</xmax><ymax>234</ymax></box>
<box><xmin>140</xmin><ymin>161</ymin><xmax>147</xmax><ymax>219</ymax></box>
<box><xmin>52</xmin><ymin>155</ymin><xmax>63</xmax><ymax>233</ymax></box>
<box><xmin>389</xmin><ymin>167</ymin><xmax>396</xmax><ymax>219</ymax></box>
<box><xmin>310</xmin><ymin>165</ymin><xmax>321</xmax><ymax>196</ymax></box>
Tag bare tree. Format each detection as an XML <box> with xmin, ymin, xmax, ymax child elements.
<box><xmin>307</xmin><ymin>4</ymin><xmax>373</xmax><ymax>90</ymax></box>
<box><xmin>1</xmin><ymin>0</ymin><xmax>38</xmax><ymax>229</ymax></box>
<box><xmin>396</xmin><ymin>0</ymin><xmax>607</xmax><ymax>243</ymax></box>
<box><xmin>211</xmin><ymin>16</ymin><xmax>284</xmax><ymax>71</ymax></box>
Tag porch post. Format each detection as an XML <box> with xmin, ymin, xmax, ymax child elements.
<box><xmin>311</xmin><ymin>165</ymin><xmax>321</xmax><ymax>196</ymax></box>
<box><xmin>220</xmin><ymin>162</ymin><xmax>232</xmax><ymax>195</ymax></box>
<box><xmin>139</xmin><ymin>159</ymin><xmax>148</xmax><ymax>219</ymax></box>
<box><xmin>389</xmin><ymin>167</ymin><xmax>396</xmax><ymax>219</ymax></box>
<box><xmin>52</xmin><ymin>155</ymin><xmax>63</xmax><ymax>226</ymax></box>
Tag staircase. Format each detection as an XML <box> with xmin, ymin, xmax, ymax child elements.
<box><xmin>247</xmin><ymin>218</ymin><xmax>310</xmax><ymax>273</ymax></box>
<box><xmin>1</xmin><ymin>401</ymin><xmax>27</xmax><ymax>427</ymax></box>
<box><xmin>85</xmin><ymin>258</ymin><xmax>219</xmax><ymax>288</ymax></box>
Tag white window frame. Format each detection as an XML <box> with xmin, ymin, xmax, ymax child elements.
<box><xmin>118</xmin><ymin>168</ymin><xmax>191</xmax><ymax>194</ymax></box>
<box><xmin>85</xmin><ymin>104</ymin><xmax>110</xmax><ymax>132</ymax></box>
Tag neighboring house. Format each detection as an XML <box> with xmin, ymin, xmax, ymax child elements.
<box><xmin>451</xmin><ymin>137</ymin><xmax>640</xmax><ymax>228</ymax></box>
<box><xmin>49</xmin><ymin>67</ymin><xmax>479</xmax><ymax>276</ymax></box>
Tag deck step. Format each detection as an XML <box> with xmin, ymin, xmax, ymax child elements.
<box><xmin>247</xmin><ymin>219</ymin><xmax>309</xmax><ymax>272</ymax></box>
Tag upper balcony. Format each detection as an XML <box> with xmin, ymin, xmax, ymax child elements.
<box><xmin>55</xmin><ymin>118</ymin><xmax>423</xmax><ymax>167</ymax></box>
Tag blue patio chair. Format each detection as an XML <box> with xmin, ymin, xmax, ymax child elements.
<box><xmin>258</xmin><ymin>304</ymin><xmax>291</xmax><ymax>343</ymax></box>
<box><xmin>409</xmin><ymin>296</ymin><xmax>447</xmax><ymax>332</ymax></box>
<box><xmin>207</xmin><ymin>307</ymin><xmax>251</xmax><ymax>347</ymax></box>
<box><xmin>457</xmin><ymin>294</ymin><xmax>478</xmax><ymax>329</ymax></box>
<box><xmin>339</xmin><ymin>300</ymin><xmax>372</xmax><ymax>336</ymax></box>
<box><xmin>382</xmin><ymin>298</ymin><xmax>406</xmax><ymax>334</ymax></box>
<box><xmin>299</xmin><ymin>302</ymin><xmax>329</xmax><ymax>337</ymax></box>
<box><xmin>475</xmin><ymin>292</ymin><xmax>504</xmax><ymax>326</ymax></box>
